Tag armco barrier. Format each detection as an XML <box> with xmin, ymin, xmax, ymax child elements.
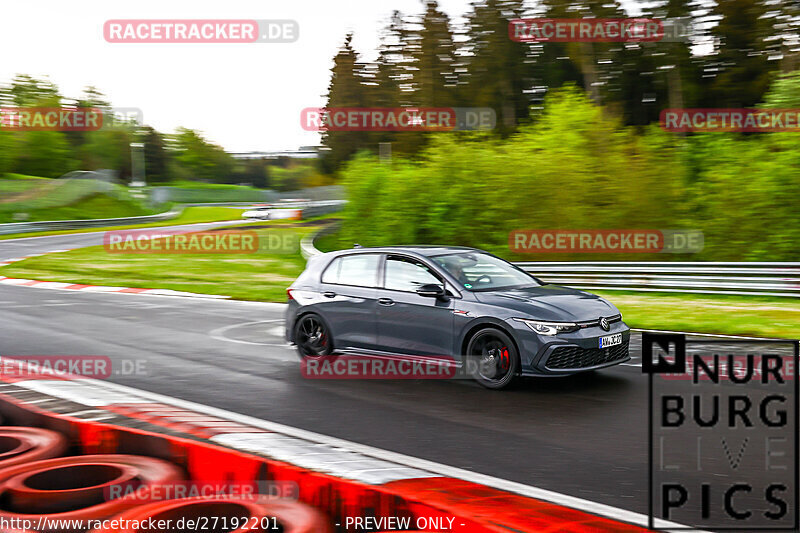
<box><xmin>516</xmin><ymin>261</ymin><xmax>800</xmax><ymax>298</ymax></box>
<box><xmin>149</xmin><ymin>185</ymin><xmax>345</xmax><ymax>205</ymax></box>
<box><xmin>0</xmin><ymin>208</ymin><xmax>185</xmax><ymax>236</ymax></box>
<box><xmin>297</xmin><ymin>199</ymin><xmax>346</xmax><ymax>219</ymax></box>
<box><xmin>301</xmin><ymin>222</ymin><xmax>340</xmax><ymax>260</ymax></box>
<box><xmin>0</xmin><ymin>196</ymin><xmax>346</xmax><ymax>237</ymax></box>
<box><xmin>0</xmin><ymin>375</ymin><xmax>654</xmax><ymax>532</ymax></box>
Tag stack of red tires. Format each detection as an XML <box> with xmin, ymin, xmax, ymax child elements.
<box><xmin>0</xmin><ymin>427</ymin><xmax>333</xmax><ymax>533</ymax></box>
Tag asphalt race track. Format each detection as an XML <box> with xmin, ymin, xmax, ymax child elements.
<box><xmin>1</xmin><ymin>228</ymin><xmax>794</xmax><ymax>524</ymax></box>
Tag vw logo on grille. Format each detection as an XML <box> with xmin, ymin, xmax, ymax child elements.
<box><xmin>599</xmin><ymin>317</ymin><xmax>610</xmax><ymax>331</ymax></box>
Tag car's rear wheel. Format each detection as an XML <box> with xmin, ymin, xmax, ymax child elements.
<box><xmin>466</xmin><ymin>328</ymin><xmax>519</xmax><ymax>389</ymax></box>
<box><xmin>294</xmin><ymin>314</ymin><xmax>333</xmax><ymax>359</ymax></box>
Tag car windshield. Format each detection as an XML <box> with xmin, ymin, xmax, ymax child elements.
<box><xmin>431</xmin><ymin>252</ymin><xmax>540</xmax><ymax>291</ymax></box>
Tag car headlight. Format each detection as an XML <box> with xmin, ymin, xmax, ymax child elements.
<box><xmin>514</xmin><ymin>318</ymin><xmax>578</xmax><ymax>336</ymax></box>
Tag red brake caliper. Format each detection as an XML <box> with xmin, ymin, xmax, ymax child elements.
<box><xmin>500</xmin><ymin>348</ymin><xmax>510</xmax><ymax>371</ymax></box>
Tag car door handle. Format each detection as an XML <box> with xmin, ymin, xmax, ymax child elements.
<box><xmin>323</xmin><ymin>291</ymin><xmax>336</xmax><ymax>298</ymax></box>
<box><xmin>378</xmin><ymin>298</ymin><xmax>395</xmax><ymax>306</ymax></box>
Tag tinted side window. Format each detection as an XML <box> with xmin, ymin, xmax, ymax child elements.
<box><xmin>384</xmin><ymin>257</ymin><xmax>440</xmax><ymax>292</ymax></box>
<box><xmin>321</xmin><ymin>254</ymin><xmax>379</xmax><ymax>287</ymax></box>
<box><xmin>321</xmin><ymin>257</ymin><xmax>342</xmax><ymax>284</ymax></box>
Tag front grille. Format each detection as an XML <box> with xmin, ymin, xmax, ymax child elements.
<box><xmin>545</xmin><ymin>340</ymin><xmax>629</xmax><ymax>370</ymax></box>
<box><xmin>576</xmin><ymin>314</ymin><xmax>622</xmax><ymax>329</ymax></box>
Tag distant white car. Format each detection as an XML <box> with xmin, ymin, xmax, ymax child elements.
<box><xmin>242</xmin><ymin>207</ymin><xmax>271</xmax><ymax>220</ymax></box>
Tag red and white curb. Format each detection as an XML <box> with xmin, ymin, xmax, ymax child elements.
<box><xmin>0</xmin><ymin>252</ymin><xmax>228</xmax><ymax>299</ymax></box>
<box><xmin>0</xmin><ymin>358</ymin><xmax>703</xmax><ymax>532</ymax></box>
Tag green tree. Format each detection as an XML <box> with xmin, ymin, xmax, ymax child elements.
<box><xmin>69</xmin><ymin>86</ymin><xmax>113</xmax><ymax>157</ymax></box>
<box><xmin>231</xmin><ymin>158</ymin><xmax>270</xmax><ymax>188</ymax></box>
<box><xmin>5</xmin><ymin>74</ymin><xmax>62</xmax><ymax>106</ymax></box>
<box><xmin>337</xmin><ymin>87</ymin><xmax>687</xmax><ymax>258</ymax></box>
<box><xmin>464</xmin><ymin>0</ymin><xmax>532</xmax><ymax>134</ymax></box>
<box><xmin>170</xmin><ymin>128</ymin><xmax>234</xmax><ymax>182</ymax></box>
<box><xmin>319</xmin><ymin>34</ymin><xmax>370</xmax><ymax>173</ymax></box>
<box><xmin>80</xmin><ymin>128</ymin><xmax>133</xmax><ymax>180</ymax></box>
<box><xmin>75</xmin><ymin>86</ymin><xmax>111</xmax><ymax>108</ymax></box>
<box><xmin>707</xmin><ymin>0</ymin><xmax>777</xmax><ymax>107</ymax></box>
<box><xmin>142</xmin><ymin>127</ymin><xmax>169</xmax><ymax>182</ymax></box>
<box><xmin>0</xmin><ymin>131</ymin><xmax>17</xmax><ymax>176</ymax></box>
<box><xmin>761</xmin><ymin>70</ymin><xmax>800</xmax><ymax>107</ymax></box>
<box><xmin>641</xmin><ymin>0</ymin><xmax>702</xmax><ymax>114</ymax></box>
<box><xmin>14</xmin><ymin>131</ymin><xmax>78</xmax><ymax>178</ymax></box>
<box><xmin>409</xmin><ymin>1</ymin><xmax>458</xmax><ymax>107</ymax></box>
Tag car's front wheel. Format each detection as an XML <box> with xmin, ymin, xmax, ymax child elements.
<box><xmin>294</xmin><ymin>313</ymin><xmax>333</xmax><ymax>359</ymax></box>
<box><xmin>466</xmin><ymin>328</ymin><xmax>519</xmax><ymax>389</ymax></box>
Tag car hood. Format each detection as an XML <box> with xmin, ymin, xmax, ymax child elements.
<box><xmin>474</xmin><ymin>284</ymin><xmax>619</xmax><ymax>322</ymax></box>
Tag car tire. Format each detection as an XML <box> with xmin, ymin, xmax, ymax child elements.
<box><xmin>466</xmin><ymin>328</ymin><xmax>519</xmax><ymax>390</ymax></box>
<box><xmin>293</xmin><ymin>313</ymin><xmax>334</xmax><ymax>359</ymax></box>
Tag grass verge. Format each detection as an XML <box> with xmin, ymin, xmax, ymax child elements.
<box><xmin>593</xmin><ymin>290</ymin><xmax>799</xmax><ymax>339</ymax></box>
<box><xmin>0</xmin><ymin>221</ymin><xmax>325</xmax><ymax>301</ymax></box>
<box><xmin>2</xmin><ymin>222</ymin><xmax>797</xmax><ymax>337</ymax></box>
<box><xmin>146</xmin><ymin>181</ymin><xmax>271</xmax><ymax>203</ymax></box>
<box><xmin>0</xmin><ymin>178</ymin><xmax>155</xmax><ymax>224</ymax></box>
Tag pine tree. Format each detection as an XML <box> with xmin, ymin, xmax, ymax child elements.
<box><xmin>539</xmin><ymin>0</ymin><xmax>626</xmax><ymax>106</ymax></box>
<box><xmin>463</xmin><ymin>0</ymin><xmax>533</xmax><ymax>134</ymax></box>
<box><xmin>707</xmin><ymin>0</ymin><xmax>779</xmax><ymax>107</ymax></box>
<box><xmin>372</xmin><ymin>11</ymin><xmax>409</xmax><ymax>108</ymax></box>
<box><xmin>409</xmin><ymin>1</ymin><xmax>459</xmax><ymax>107</ymax></box>
<box><xmin>320</xmin><ymin>34</ymin><xmax>370</xmax><ymax>173</ymax></box>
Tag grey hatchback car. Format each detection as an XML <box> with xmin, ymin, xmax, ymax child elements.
<box><xmin>286</xmin><ymin>246</ymin><xmax>630</xmax><ymax>389</ymax></box>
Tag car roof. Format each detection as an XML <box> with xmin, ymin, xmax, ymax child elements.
<box><xmin>325</xmin><ymin>245</ymin><xmax>482</xmax><ymax>258</ymax></box>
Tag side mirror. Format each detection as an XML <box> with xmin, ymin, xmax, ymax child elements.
<box><xmin>416</xmin><ymin>283</ymin><xmax>446</xmax><ymax>298</ymax></box>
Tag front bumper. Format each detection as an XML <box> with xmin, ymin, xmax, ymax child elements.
<box><xmin>511</xmin><ymin>319</ymin><xmax>631</xmax><ymax>376</ymax></box>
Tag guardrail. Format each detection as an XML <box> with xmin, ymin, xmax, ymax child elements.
<box><xmin>301</xmin><ymin>222</ymin><xmax>340</xmax><ymax>260</ymax></box>
<box><xmin>0</xmin><ymin>206</ymin><xmax>185</xmax><ymax>235</ymax></box>
<box><xmin>149</xmin><ymin>184</ymin><xmax>345</xmax><ymax>205</ymax></box>
<box><xmin>1</xmin><ymin>185</ymin><xmax>347</xmax><ymax>237</ymax></box>
<box><xmin>517</xmin><ymin>261</ymin><xmax>800</xmax><ymax>298</ymax></box>
<box><xmin>303</xmin><ymin>230</ymin><xmax>799</xmax><ymax>298</ymax></box>
<box><xmin>296</xmin><ymin>199</ymin><xmax>346</xmax><ymax>219</ymax></box>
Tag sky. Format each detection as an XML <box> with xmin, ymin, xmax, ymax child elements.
<box><xmin>2</xmin><ymin>0</ymin><xmax>640</xmax><ymax>152</ymax></box>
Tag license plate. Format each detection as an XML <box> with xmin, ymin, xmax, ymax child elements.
<box><xmin>599</xmin><ymin>333</ymin><xmax>622</xmax><ymax>348</ymax></box>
